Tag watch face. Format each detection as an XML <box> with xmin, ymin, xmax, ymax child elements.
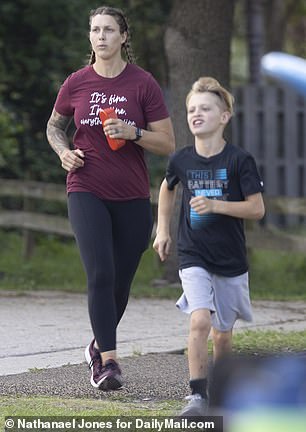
<box><xmin>136</xmin><ymin>127</ymin><xmax>142</xmax><ymax>139</ymax></box>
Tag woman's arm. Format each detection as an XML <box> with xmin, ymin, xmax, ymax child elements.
<box><xmin>137</xmin><ymin>117</ymin><xmax>175</xmax><ymax>155</ymax></box>
<box><xmin>46</xmin><ymin>109</ymin><xmax>84</xmax><ymax>172</ymax></box>
<box><xmin>103</xmin><ymin>117</ymin><xmax>175</xmax><ymax>156</ymax></box>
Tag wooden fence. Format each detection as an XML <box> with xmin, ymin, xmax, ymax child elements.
<box><xmin>233</xmin><ymin>85</ymin><xmax>306</xmax><ymax>194</ymax></box>
<box><xmin>0</xmin><ymin>179</ymin><xmax>71</xmax><ymax>236</ymax></box>
<box><xmin>232</xmin><ymin>85</ymin><xmax>306</xmax><ymax>202</ymax></box>
<box><xmin>1</xmin><ymin>179</ymin><xmax>306</xmax><ymax>254</ymax></box>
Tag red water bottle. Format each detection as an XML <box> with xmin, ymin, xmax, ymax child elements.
<box><xmin>99</xmin><ymin>108</ymin><xmax>126</xmax><ymax>151</ymax></box>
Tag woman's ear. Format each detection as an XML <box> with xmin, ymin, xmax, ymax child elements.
<box><xmin>121</xmin><ymin>31</ymin><xmax>127</xmax><ymax>45</ymax></box>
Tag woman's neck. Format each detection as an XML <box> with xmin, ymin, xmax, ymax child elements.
<box><xmin>93</xmin><ymin>58</ymin><xmax>127</xmax><ymax>78</ymax></box>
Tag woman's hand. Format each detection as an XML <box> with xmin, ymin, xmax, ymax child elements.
<box><xmin>60</xmin><ymin>149</ymin><xmax>85</xmax><ymax>172</ymax></box>
<box><xmin>103</xmin><ymin>117</ymin><xmax>176</xmax><ymax>156</ymax></box>
<box><xmin>103</xmin><ymin>118</ymin><xmax>135</xmax><ymax>141</ymax></box>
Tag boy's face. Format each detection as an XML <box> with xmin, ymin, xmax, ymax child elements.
<box><xmin>187</xmin><ymin>92</ymin><xmax>230</xmax><ymax>138</ymax></box>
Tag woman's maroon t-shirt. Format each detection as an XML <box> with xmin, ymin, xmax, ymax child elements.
<box><xmin>54</xmin><ymin>64</ymin><xmax>169</xmax><ymax>200</ymax></box>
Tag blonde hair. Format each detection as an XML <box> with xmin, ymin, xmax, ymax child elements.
<box><xmin>186</xmin><ymin>77</ymin><xmax>234</xmax><ymax>115</ymax></box>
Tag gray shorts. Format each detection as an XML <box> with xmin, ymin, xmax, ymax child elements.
<box><xmin>176</xmin><ymin>266</ymin><xmax>252</xmax><ymax>332</ymax></box>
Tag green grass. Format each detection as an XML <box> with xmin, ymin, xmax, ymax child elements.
<box><xmin>0</xmin><ymin>229</ymin><xmax>306</xmax><ymax>300</ymax></box>
<box><xmin>249</xmin><ymin>249</ymin><xmax>306</xmax><ymax>300</ymax></box>
<box><xmin>0</xmin><ymin>396</ymin><xmax>181</xmax><ymax>429</ymax></box>
<box><xmin>230</xmin><ymin>329</ymin><xmax>306</xmax><ymax>354</ymax></box>
<box><xmin>0</xmin><ymin>230</ymin><xmax>86</xmax><ymax>292</ymax></box>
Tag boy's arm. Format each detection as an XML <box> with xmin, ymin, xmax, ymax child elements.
<box><xmin>190</xmin><ymin>192</ymin><xmax>265</xmax><ymax>220</ymax></box>
<box><xmin>153</xmin><ymin>179</ymin><xmax>178</xmax><ymax>261</ymax></box>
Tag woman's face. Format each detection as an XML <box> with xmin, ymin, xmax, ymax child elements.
<box><xmin>89</xmin><ymin>14</ymin><xmax>126</xmax><ymax>61</ymax></box>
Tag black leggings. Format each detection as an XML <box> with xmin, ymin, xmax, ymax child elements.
<box><xmin>68</xmin><ymin>192</ymin><xmax>153</xmax><ymax>352</ymax></box>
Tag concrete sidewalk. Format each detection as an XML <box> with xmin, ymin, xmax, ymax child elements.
<box><xmin>0</xmin><ymin>291</ymin><xmax>305</xmax><ymax>376</ymax></box>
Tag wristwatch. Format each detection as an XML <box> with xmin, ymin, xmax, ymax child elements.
<box><xmin>134</xmin><ymin>127</ymin><xmax>143</xmax><ymax>142</ymax></box>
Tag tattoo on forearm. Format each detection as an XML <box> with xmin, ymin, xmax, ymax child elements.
<box><xmin>46</xmin><ymin>110</ymin><xmax>72</xmax><ymax>156</ymax></box>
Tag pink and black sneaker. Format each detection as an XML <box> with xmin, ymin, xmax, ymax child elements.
<box><xmin>98</xmin><ymin>359</ymin><xmax>123</xmax><ymax>391</ymax></box>
<box><xmin>85</xmin><ymin>339</ymin><xmax>103</xmax><ymax>388</ymax></box>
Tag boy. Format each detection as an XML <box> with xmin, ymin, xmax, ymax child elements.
<box><xmin>153</xmin><ymin>77</ymin><xmax>265</xmax><ymax>416</ymax></box>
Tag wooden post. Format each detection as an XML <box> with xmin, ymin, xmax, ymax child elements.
<box><xmin>246</xmin><ymin>0</ymin><xmax>265</xmax><ymax>84</ymax></box>
<box><xmin>22</xmin><ymin>196</ymin><xmax>35</xmax><ymax>260</ymax></box>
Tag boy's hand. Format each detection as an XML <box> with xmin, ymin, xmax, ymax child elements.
<box><xmin>153</xmin><ymin>233</ymin><xmax>172</xmax><ymax>262</ymax></box>
<box><xmin>190</xmin><ymin>196</ymin><xmax>215</xmax><ymax>214</ymax></box>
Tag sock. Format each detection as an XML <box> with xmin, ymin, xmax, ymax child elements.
<box><xmin>190</xmin><ymin>378</ymin><xmax>208</xmax><ymax>399</ymax></box>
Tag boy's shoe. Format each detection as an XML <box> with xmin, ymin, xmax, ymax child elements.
<box><xmin>84</xmin><ymin>339</ymin><xmax>103</xmax><ymax>388</ymax></box>
<box><xmin>179</xmin><ymin>394</ymin><xmax>208</xmax><ymax>417</ymax></box>
<box><xmin>98</xmin><ymin>359</ymin><xmax>123</xmax><ymax>391</ymax></box>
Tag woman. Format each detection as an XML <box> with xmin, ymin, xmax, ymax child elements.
<box><xmin>46</xmin><ymin>5</ymin><xmax>175</xmax><ymax>391</ymax></box>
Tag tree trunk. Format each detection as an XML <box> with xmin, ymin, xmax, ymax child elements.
<box><xmin>263</xmin><ymin>0</ymin><xmax>300</xmax><ymax>53</ymax></box>
<box><xmin>246</xmin><ymin>0</ymin><xmax>265</xmax><ymax>84</ymax></box>
<box><xmin>263</xmin><ymin>0</ymin><xmax>286</xmax><ymax>52</ymax></box>
<box><xmin>163</xmin><ymin>0</ymin><xmax>235</xmax><ymax>282</ymax></box>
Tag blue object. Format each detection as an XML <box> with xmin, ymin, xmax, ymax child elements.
<box><xmin>261</xmin><ymin>52</ymin><xmax>306</xmax><ymax>97</ymax></box>
<box><xmin>223</xmin><ymin>355</ymin><xmax>306</xmax><ymax>411</ymax></box>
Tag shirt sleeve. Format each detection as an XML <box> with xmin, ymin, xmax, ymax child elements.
<box><xmin>54</xmin><ymin>75</ymin><xmax>74</xmax><ymax>117</ymax></box>
<box><xmin>165</xmin><ymin>154</ymin><xmax>180</xmax><ymax>190</ymax></box>
<box><xmin>142</xmin><ymin>73</ymin><xmax>169</xmax><ymax>123</ymax></box>
<box><xmin>239</xmin><ymin>155</ymin><xmax>264</xmax><ymax>197</ymax></box>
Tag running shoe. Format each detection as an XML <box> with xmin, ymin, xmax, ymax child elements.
<box><xmin>84</xmin><ymin>339</ymin><xmax>103</xmax><ymax>388</ymax></box>
<box><xmin>98</xmin><ymin>359</ymin><xmax>123</xmax><ymax>391</ymax></box>
<box><xmin>179</xmin><ymin>394</ymin><xmax>208</xmax><ymax>416</ymax></box>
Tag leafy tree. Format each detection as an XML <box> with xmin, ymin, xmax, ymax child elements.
<box><xmin>122</xmin><ymin>0</ymin><xmax>173</xmax><ymax>86</ymax></box>
<box><xmin>0</xmin><ymin>0</ymin><xmax>92</xmax><ymax>181</ymax></box>
<box><xmin>0</xmin><ymin>105</ymin><xmax>22</xmax><ymax>177</ymax></box>
<box><xmin>0</xmin><ymin>0</ymin><xmax>172</xmax><ymax>182</ymax></box>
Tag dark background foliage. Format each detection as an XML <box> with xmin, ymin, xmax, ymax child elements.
<box><xmin>0</xmin><ymin>0</ymin><xmax>172</xmax><ymax>181</ymax></box>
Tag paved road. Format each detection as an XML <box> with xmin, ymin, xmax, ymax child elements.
<box><xmin>1</xmin><ymin>291</ymin><xmax>305</xmax><ymax>377</ymax></box>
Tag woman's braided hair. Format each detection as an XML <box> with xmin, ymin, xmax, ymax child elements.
<box><xmin>88</xmin><ymin>6</ymin><xmax>136</xmax><ymax>65</ymax></box>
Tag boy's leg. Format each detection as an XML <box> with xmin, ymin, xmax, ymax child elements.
<box><xmin>176</xmin><ymin>267</ymin><xmax>215</xmax><ymax>416</ymax></box>
<box><xmin>179</xmin><ymin>308</ymin><xmax>211</xmax><ymax>416</ymax></box>
<box><xmin>210</xmin><ymin>271</ymin><xmax>251</xmax><ymax>362</ymax></box>
<box><xmin>188</xmin><ymin>308</ymin><xmax>211</xmax><ymax>398</ymax></box>
<box><xmin>188</xmin><ymin>308</ymin><xmax>211</xmax><ymax>381</ymax></box>
<box><xmin>211</xmin><ymin>328</ymin><xmax>233</xmax><ymax>362</ymax></box>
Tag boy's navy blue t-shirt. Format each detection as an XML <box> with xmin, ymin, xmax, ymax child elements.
<box><xmin>166</xmin><ymin>143</ymin><xmax>264</xmax><ymax>277</ymax></box>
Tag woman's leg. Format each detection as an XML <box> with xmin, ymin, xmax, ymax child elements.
<box><xmin>109</xmin><ymin>199</ymin><xmax>153</xmax><ymax>324</ymax></box>
<box><xmin>68</xmin><ymin>194</ymin><xmax>152</xmax><ymax>389</ymax></box>
<box><xmin>68</xmin><ymin>192</ymin><xmax>117</xmax><ymax>353</ymax></box>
